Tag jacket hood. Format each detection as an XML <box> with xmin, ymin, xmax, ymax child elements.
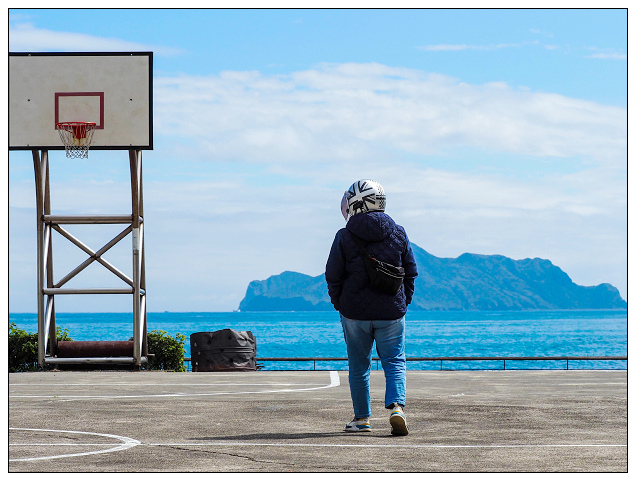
<box><xmin>346</xmin><ymin>211</ymin><xmax>396</xmax><ymax>242</ymax></box>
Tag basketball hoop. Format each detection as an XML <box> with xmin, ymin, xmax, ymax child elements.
<box><xmin>56</xmin><ymin>122</ymin><xmax>97</xmax><ymax>158</ymax></box>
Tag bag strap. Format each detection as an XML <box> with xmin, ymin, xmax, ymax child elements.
<box><xmin>349</xmin><ymin>232</ymin><xmax>370</xmax><ymax>258</ymax></box>
<box><xmin>349</xmin><ymin>232</ymin><xmax>403</xmax><ymax>271</ymax></box>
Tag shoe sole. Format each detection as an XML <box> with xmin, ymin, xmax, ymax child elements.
<box><xmin>390</xmin><ymin>414</ymin><xmax>409</xmax><ymax>436</ymax></box>
<box><xmin>344</xmin><ymin>426</ymin><xmax>371</xmax><ymax>432</ymax></box>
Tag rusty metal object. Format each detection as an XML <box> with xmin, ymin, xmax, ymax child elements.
<box><xmin>57</xmin><ymin>341</ymin><xmax>134</xmax><ymax>358</ymax></box>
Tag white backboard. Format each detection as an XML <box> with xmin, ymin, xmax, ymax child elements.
<box><xmin>9</xmin><ymin>52</ymin><xmax>153</xmax><ymax>150</ymax></box>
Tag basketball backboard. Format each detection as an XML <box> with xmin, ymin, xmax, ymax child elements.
<box><xmin>9</xmin><ymin>52</ymin><xmax>153</xmax><ymax>151</ymax></box>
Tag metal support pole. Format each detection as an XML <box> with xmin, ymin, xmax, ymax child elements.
<box><xmin>138</xmin><ymin>151</ymin><xmax>148</xmax><ymax>359</ymax></box>
<box><xmin>129</xmin><ymin>150</ymin><xmax>146</xmax><ymax>366</ymax></box>
<box><xmin>33</xmin><ymin>149</ymin><xmax>57</xmax><ymax>364</ymax></box>
<box><xmin>130</xmin><ymin>150</ymin><xmax>140</xmax><ymax>366</ymax></box>
<box><xmin>33</xmin><ymin>150</ymin><xmax>45</xmax><ymax>366</ymax></box>
<box><xmin>43</xmin><ymin>153</ymin><xmax>57</xmax><ymax>356</ymax></box>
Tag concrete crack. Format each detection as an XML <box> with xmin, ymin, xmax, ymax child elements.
<box><xmin>165</xmin><ymin>445</ymin><xmax>296</xmax><ymax>467</ymax></box>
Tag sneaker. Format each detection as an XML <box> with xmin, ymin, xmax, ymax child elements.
<box><xmin>389</xmin><ymin>404</ymin><xmax>409</xmax><ymax>436</ymax></box>
<box><xmin>344</xmin><ymin>417</ymin><xmax>371</xmax><ymax>432</ymax></box>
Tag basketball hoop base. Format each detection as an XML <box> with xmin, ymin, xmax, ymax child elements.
<box><xmin>56</xmin><ymin>122</ymin><xmax>97</xmax><ymax>158</ymax></box>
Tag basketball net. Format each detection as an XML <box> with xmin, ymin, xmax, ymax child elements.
<box><xmin>56</xmin><ymin>122</ymin><xmax>97</xmax><ymax>159</ymax></box>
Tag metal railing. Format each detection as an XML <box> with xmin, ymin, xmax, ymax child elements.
<box><xmin>184</xmin><ymin>356</ymin><xmax>626</xmax><ymax>371</ymax></box>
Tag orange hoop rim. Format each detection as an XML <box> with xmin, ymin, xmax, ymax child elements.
<box><xmin>56</xmin><ymin>121</ymin><xmax>97</xmax><ymax>134</ymax></box>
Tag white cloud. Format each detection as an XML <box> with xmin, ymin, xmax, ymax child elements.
<box><xmin>586</xmin><ymin>53</ymin><xmax>627</xmax><ymax>60</ymax></box>
<box><xmin>154</xmin><ymin>63</ymin><xmax>626</xmax><ymax>170</ymax></box>
<box><xmin>529</xmin><ymin>28</ymin><xmax>554</xmax><ymax>38</ymax></box>
<box><xmin>584</xmin><ymin>46</ymin><xmax>627</xmax><ymax>60</ymax></box>
<box><xmin>8</xmin><ymin>22</ymin><xmax>184</xmax><ymax>56</ymax></box>
<box><xmin>418</xmin><ymin>43</ymin><xmax>521</xmax><ymax>52</ymax></box>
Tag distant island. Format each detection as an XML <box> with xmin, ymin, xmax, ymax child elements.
<box><xmin>238</xmin><ymin>243</ymin><xmax>626</xmax><ymax>311</ymax></box>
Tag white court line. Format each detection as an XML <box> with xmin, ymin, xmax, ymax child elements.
<box><xmin>9</xmin><ymin>428</ymin><xmax>141</xmax><ymax>462</ymax></box>
<box><xmin>145</xmin><ymin>442</ymin><xmax>626</xmax><ymax>449</ymax></box>
<box><xmin>9</xmin><ymin>370</ymin><xmax>340</xmax><ymax>399</ymax></box>
<box><xmin>10</xmin><ymin>382</ymin><xmax>324</xmax><ymax>387</ymax></box>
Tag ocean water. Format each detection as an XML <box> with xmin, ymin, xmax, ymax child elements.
<box><xmin>9</xmin><ymin>310</ymin><xmax>627</xmax><ymax>371</ymax></box>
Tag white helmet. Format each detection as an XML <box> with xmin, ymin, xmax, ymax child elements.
<box><xmin>341</xmin><ymin>179</ymin><xmax>386</xmax><ymax>220</ymax></box>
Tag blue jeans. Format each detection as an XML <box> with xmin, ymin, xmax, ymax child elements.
<box><xmin>340</xmin><ymin>314</ymin><xmax>406</xmax><ymax>419</ymax></box>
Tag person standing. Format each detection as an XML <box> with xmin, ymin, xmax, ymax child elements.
<box><xmin>326</xmin><ymin>179</ymin><xmax>418</xmax><ymax>436</ymax></box>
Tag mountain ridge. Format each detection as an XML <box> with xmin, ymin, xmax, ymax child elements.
<box><xmin>238</xmin><ymin>243</ymin><xmax>626</xmax><ymax>311</ymax></box>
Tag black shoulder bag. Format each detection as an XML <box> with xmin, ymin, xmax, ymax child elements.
<box><xmin>350</xmin><ymin>234</ymin><xmax>405</xmax><ymax>295</ymax></box>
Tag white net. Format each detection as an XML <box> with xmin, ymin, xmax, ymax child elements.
<box><xmin>56</xmin><ymin>122</ymin><xmax>96</xmax><ymax>159</ymax></box>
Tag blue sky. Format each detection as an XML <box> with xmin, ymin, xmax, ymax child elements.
<box><xmin>7</xmin><ymin>8</ymin><xmax>628</xmax><ymax>312</ymax></box>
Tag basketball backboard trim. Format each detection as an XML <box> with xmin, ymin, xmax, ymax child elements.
<box><xmin>55</xmin><ymin>92</ymin><xmax>105</xmax><ymax>129</ymax></box>
<box><xmin>9</xmin><ymin>52</ymin><xmax>153</xmax><ymax>151</ymax></box>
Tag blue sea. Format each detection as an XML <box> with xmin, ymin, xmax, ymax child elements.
<box><xmin>9</xmin><ymin>310</ymin><xmax>627</xmax><ymax>371</ymax></box>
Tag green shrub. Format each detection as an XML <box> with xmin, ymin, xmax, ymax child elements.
<box><xmin>9</xmin><ymin>322</ymin><xmax>73</xmax><ymax>372</ymax></box>
<box><xmin>143</xmin><ymin>330</ymin><xmax>187</xmax><ymax>372</ymax></box>
<box><xmin>9</xmin><ymin>324</ymin><xmax>186</xmax><ymax>372</ymax></box>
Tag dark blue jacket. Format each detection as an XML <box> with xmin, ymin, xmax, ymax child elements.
<box><xmin>325</xmin><ymin>211</ymin><xmax>418</xmax><ymax>320</ymax></box>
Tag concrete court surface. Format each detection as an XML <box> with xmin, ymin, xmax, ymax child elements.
<box><xmin>8</xmin><ymin>369</ymin><xmax>627</xmax><ymax>472</ymax></box>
